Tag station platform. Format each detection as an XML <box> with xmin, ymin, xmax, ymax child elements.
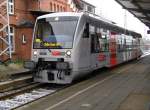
<box><xmin>17</xmin><ymin>55</ymin><xmax>150</xmax><ymax>110</ymax></box>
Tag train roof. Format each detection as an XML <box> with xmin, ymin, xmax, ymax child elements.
<box><xmin>37</xmin><ymin>12</ymin><xmax>83</xmax><ymax>19</ymax></box>
<box><xmin>82</xmin><ymin>12</ymin><xmax>142</xmax><ymax>38</ymax></box>
<box><xmin>37</xmin><ymin>12</ymin><xmax>142</xmax><ymax>38</ymax></box>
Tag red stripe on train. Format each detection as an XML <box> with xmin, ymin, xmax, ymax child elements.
<box><xmin>51</xmin><ymin>51</ymin><xmax>61</xmax><ymax>56</ymax></box>
<box><xmin>110</xmin><ymin>53</ymin><xmax>117</xmax><ymax>66</ymax></box>
<box><xmin>109</xmin><ymin>32</ymin><xmax>117</xmax><ymax>66</ymax></box>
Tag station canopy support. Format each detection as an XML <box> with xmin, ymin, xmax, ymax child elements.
<box><xmin>0</xmin><ymin>0</ymin><xmax>11</xmax><ymax>62</ymax></box>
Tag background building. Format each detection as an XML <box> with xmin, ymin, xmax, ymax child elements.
<box><xmin>0</xmin><ymin>0</ymin><xmax>95</xmax><ymax>62</ymax></box>
<box><xmin>68</xmin><ymin>0</ymin><xmax>95</xmax><ymax>13</ymax></box>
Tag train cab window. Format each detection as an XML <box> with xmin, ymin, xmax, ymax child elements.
<box><xmin>83</xmin><ymin>23</ymin><xmax>89</xmax><ymax>38</ymax></box>
<box><xmin>33</xmin><ymin>17</ymin><xmax>78</xmax><ymax>49</ymax></box>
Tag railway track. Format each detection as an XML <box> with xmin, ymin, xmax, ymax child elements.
<box><xmin>0</xmin><ymin>71</ymin><xmax>65</xmax><ymax>110</ymax></box>
<box><xmin>0</xmin><ymin>83</ymin><xmax>64</xmax><ymax>110</ymax></box>
<box><xmin>0</xmin><ymin>71</ymin><xmax>36</xmax><ymax>109</ymax></box>
<box><xmin>0</xmin><ymin>71</ymin><xmax>66</xmax><ymax>110</ymax></box>
<box><xmin>0</xmin><ymin>82</ymin><xmax>41</xmax><ymax>100</ymax></box>
<box><xmin>0</xmin><ymin>76</ymin><xmax>33</xmax><ymax>92</ymax></box>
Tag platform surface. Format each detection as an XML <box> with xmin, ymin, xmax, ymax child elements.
<box><xmin>17</xmin><ymin>55</ymin><xmax>150</xmax><ymax>110</ymax></box>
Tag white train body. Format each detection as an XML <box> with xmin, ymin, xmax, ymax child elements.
<box><xmin>24</xmin><ymin>12</ymin><xmax>142</xmax><ymax>84</ymax></box>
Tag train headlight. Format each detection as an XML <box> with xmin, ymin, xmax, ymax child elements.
<box><xmin>66</xmin><ymin>50</ymin><xmax>71</xmax><ymax>56</ymax></box>
<box><xmin>33</xmin><ymin>50</ymin><xmax>38</xmax><ymax>57</ymax></box>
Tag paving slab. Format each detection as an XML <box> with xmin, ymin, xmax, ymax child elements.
<box><xmin>118</xmin><ymin>94</ymin><xmax>150</xmax><ymax>110</ymax></box>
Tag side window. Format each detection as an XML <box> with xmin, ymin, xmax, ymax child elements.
<box><xmin>8</xmin><ymin>0</ymin><xmax>14</xmax><ymax>14</ymax></box>
<box><xmin>90</xmin><ymin>25</ymin><xmax>100</xmax><ymax>53</ymax></box>
<box><xmin>97</xmin><ymin>28</ymin><xmax>109</xmax><ymax>52</ymax></box>
<box><xmin>83</xmin><ymin>23</ymin><xmax>89</xmax><ymax>38</ymax></box>
<box><xmin>117</xmin><ymin>35</ymin><xmax>122</xmax><ymax>52</ymax></box>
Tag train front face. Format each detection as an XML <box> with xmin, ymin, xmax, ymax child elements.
<box><xmin>30</xmin><ymin>15</ymin><xmax>79</xmax><ymax>84</ymax></box>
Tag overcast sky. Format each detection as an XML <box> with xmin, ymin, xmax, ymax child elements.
<box><xmin>85</xmin><ymin>0</ymin><xmax>149</xmax><ymax>38</ymax></box>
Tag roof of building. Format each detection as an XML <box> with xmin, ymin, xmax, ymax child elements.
<box><xmin>115</xmin><ymin>0</ymin><xmax>150</xmax><ymax>29</ymax></box>
<box><xmin>80</xmin><ymin>0</ymin><xmax>96</xmax><ymax>7</ymax></box>
<box><xmin>30</xmin><ymin>10</ymin><xmax>53</xmax><ymax>16</ymax></box>
<box><xmin>72</xmin><ymin>0</ymin><xmax>95</xmax><ymax>10</ymax></box>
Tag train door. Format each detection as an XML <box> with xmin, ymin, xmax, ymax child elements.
<box><xmin>90</xmin><ymin>25</ymin><xmax>100</xmax><ymax>70</ymax></box>
<box><xmin>109</xmin><ymin>32</ymin><xmax>117</xmax><ymax>66</ymax></box>
<box><xmin>89</xmin><ymin>25</ymin><xmax>108</xmax><ymax>69</ymax></box>
<box><xmin>76</xmin><ymin>23</ymin><xmax>91</xmax><ymax>70</ymax></box>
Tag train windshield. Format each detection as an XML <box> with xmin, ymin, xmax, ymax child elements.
<box><xmin>33</xmin><ymin>17</ymin><xmax>78</xmax><ymax>49</ymax></box>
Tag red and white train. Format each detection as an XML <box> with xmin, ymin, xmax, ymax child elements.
<box><xmin>24</xmin><ymin>12</ymin><xmax>142</xmax><ymax>84</ymax></box>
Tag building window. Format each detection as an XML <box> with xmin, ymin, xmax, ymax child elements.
<box><xmin>63</xmin><ymin>7</ymin><xmax>65</xmax><ymax>11</ymax></box>
<box><xmin>83</xmin><ymin>4</ymin><xmax>87</xmax><ymax>11</ymax></box>
<box><xmin>54</xmin><ymin>4</ymin><xmax>56</xmax><ymax>12</ymax></box>
<box><xmin>57</xmin><ymin>5</ymin><xmax>59</xmax><ymax>12</ymax></box>
<box><xmin>87</xmin><ymin>6</ymin><xmax>92</xmax><ymax>12</ymax></box>
<box><xmin>81</xmin><ymin>3</ymin><xmax>84</xmax><ymax>9</ymax></box>
<box><xmin>60</xmin><ymin>6</ymin><xmax>62</xmax><ymax>12</ymax></box>
<box><xmin>50</xmin><ymin>2</ymin><xmax>52</xmax><ymax>11</ymax></box>
<box><xmin>8</xmin><ymin>0</ymin><xmax>14</xmax><ymax>14</ymax></box>
<box><xmin>6</xmin><ymin>26</ymin><xmax>15</xmax><ymax>52</ymax></box>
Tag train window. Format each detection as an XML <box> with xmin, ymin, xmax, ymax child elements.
<box><xmin>102</xmin><ymin>35</ymin><xmax>106</xmax><ymax>39</ymax></box>
<box><xmin>90</xmin><ymin>25</ymin><xmax>100</xmax><ymax>53</ymax></box>
<box><xmin>125</xmin><ymin>36</ymin><xmax>133</xmax><ymax>51</ymax></box>
<box><xmin>117</xmin><ymin>35</ymin><xmax>123</xmax><ymax>52</ymax></box>
<box><xmin>96</xmin><ymin>27</ymin><xmax>101</xmax><ymax>38</ymax></box>
<box><xmin>123</xmin><ymin>38</ymin><xmax>126</xmax><ymax>51</ymax></box>
<box><xmin>33</xmin><ymin>17</ymin><xmax>78</xmax><ymax>49</ymax></box>
<box><xmin>99</xmin><ymin>38</ymin><xmax>108</xmax><ymax>52</ymax></box>
<box><xmin>83</xmin><ymin>23</ymin><xmax>89</xmax><ymax>38</ymax></box>
<box><xmin>91</xmin><ymin>34</ymin><xmax>100</xmax><ymax>53</ymax></box>
<box><xmin>97</xmin><ymin>29</ymin><xmax>109</xmax><ymax>52</ymax></box>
